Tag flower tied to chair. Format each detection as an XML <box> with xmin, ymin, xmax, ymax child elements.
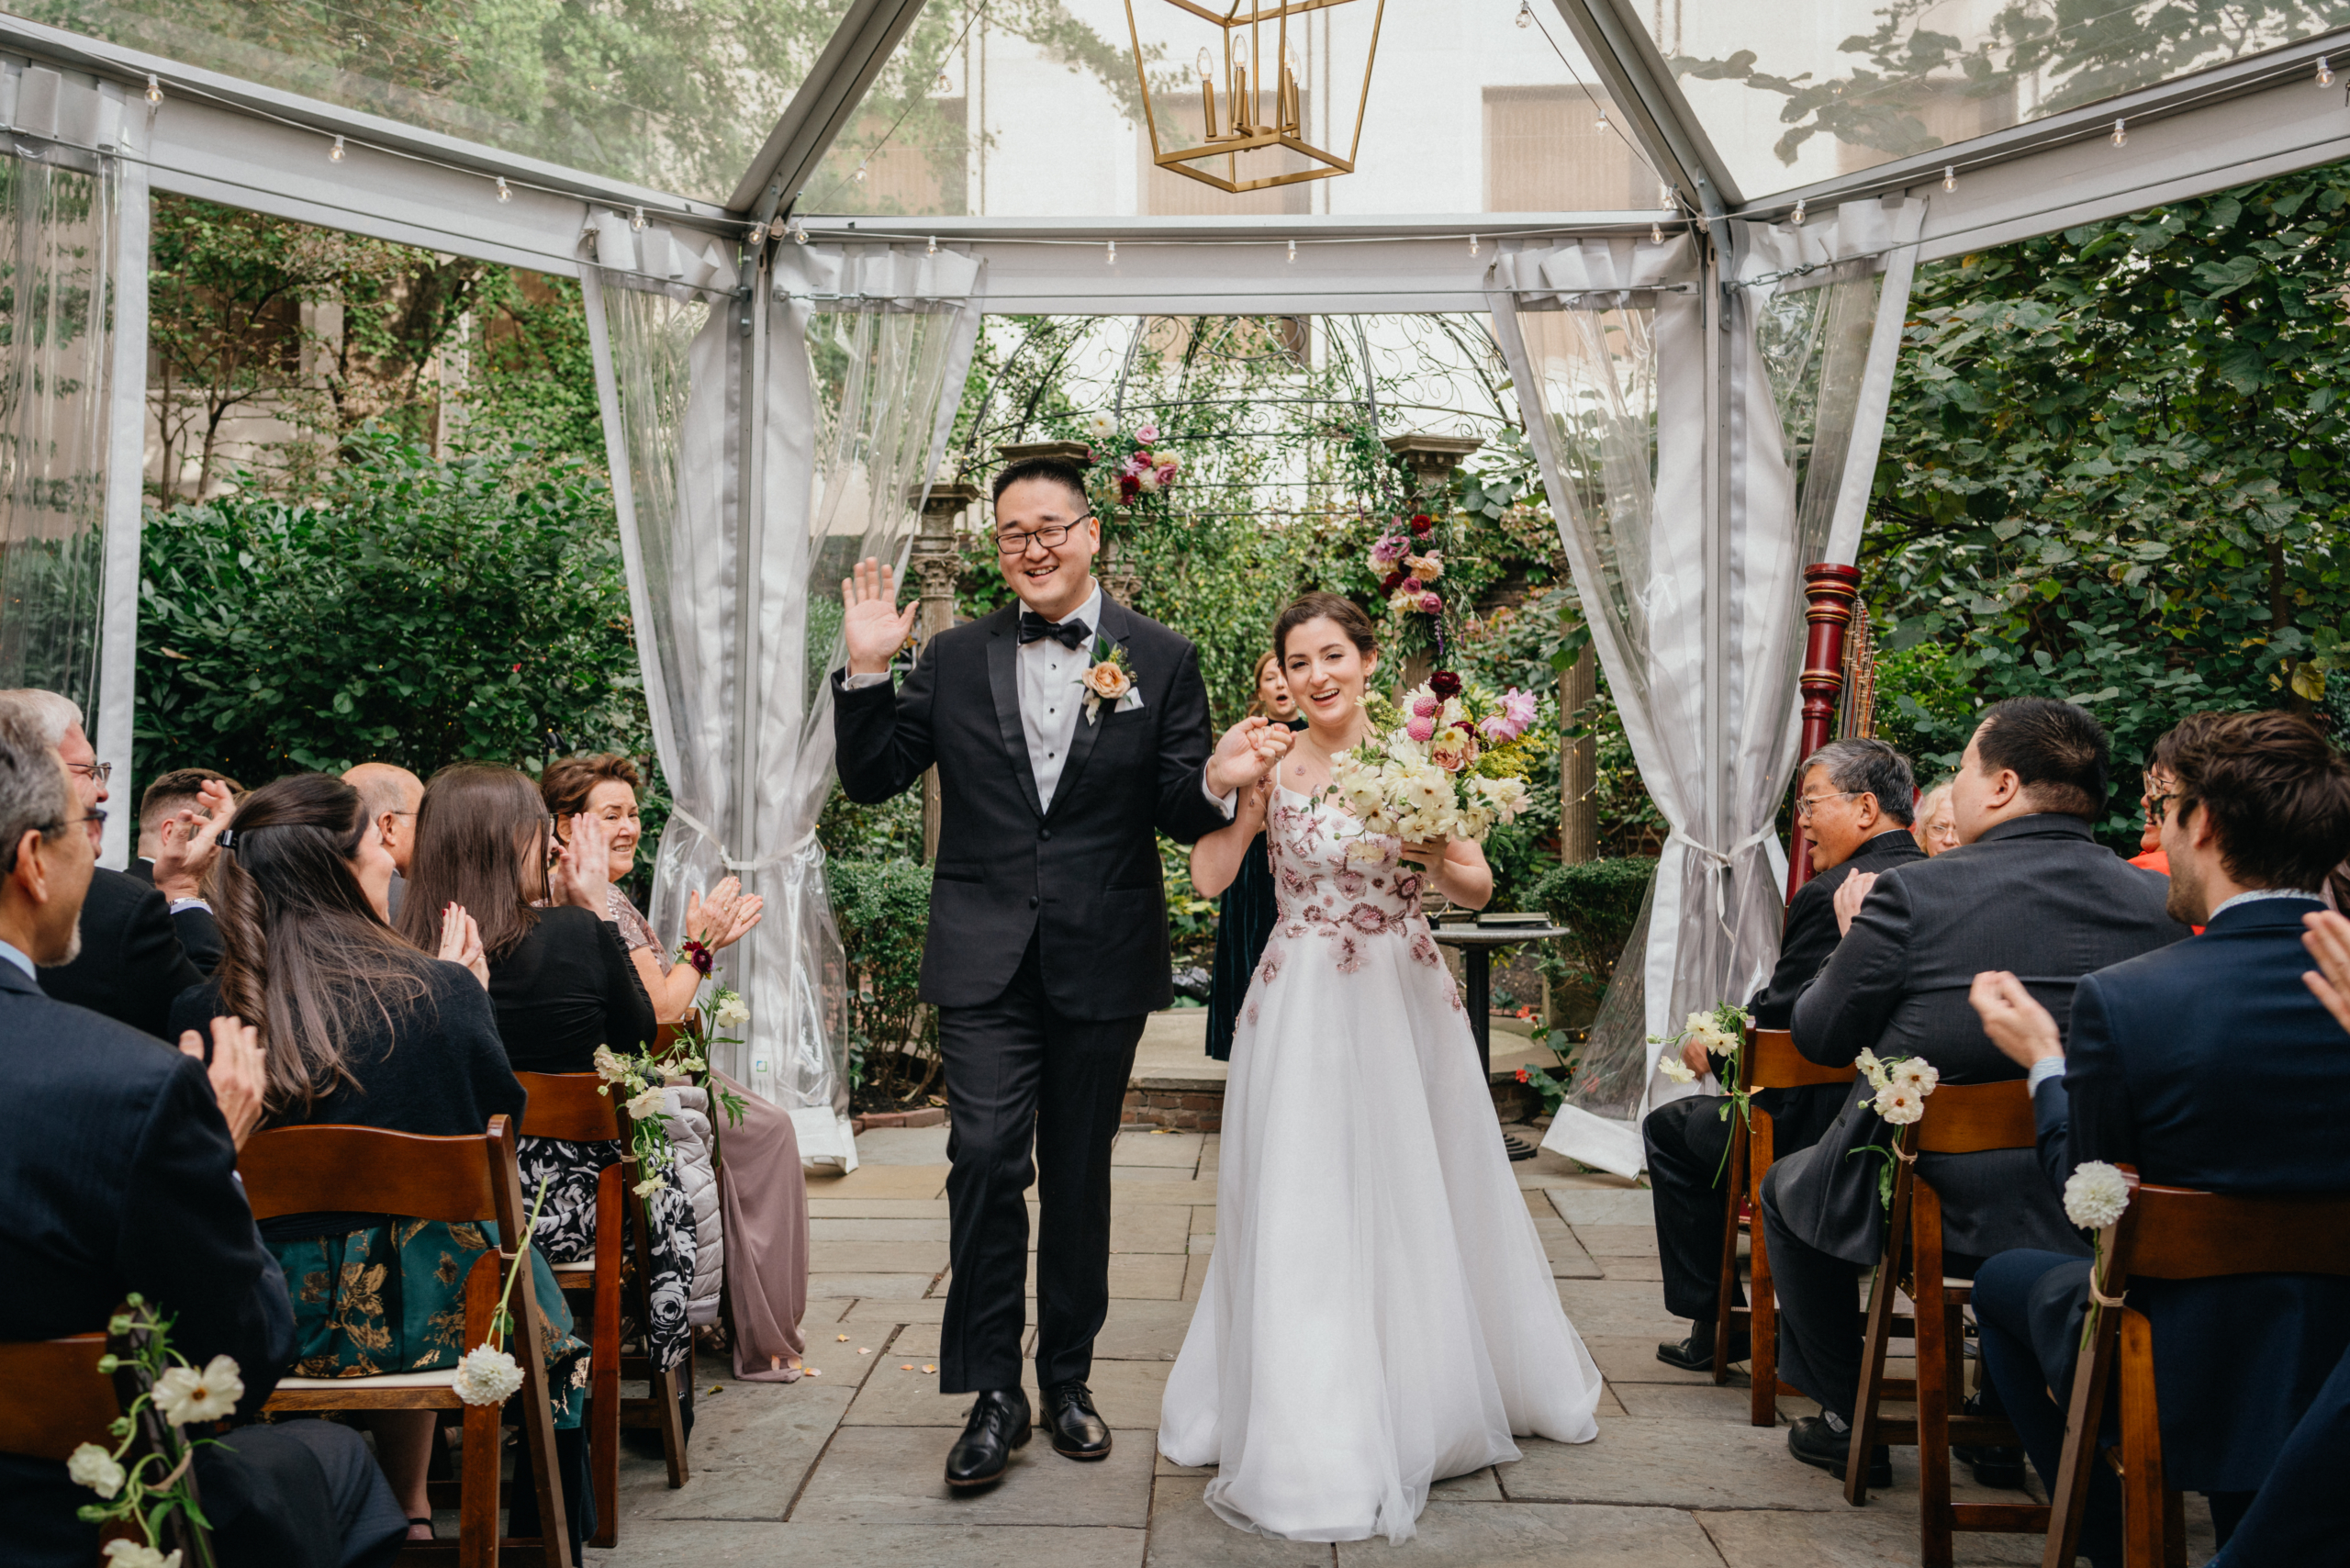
<box><xmin>2065</xmin><ymin>1160</ymin><xmax>2134</xmax><ymax>1348</ymax></box>
<box><xmin>1844</xmin><ymin>1047</ymin><xmax>1941</xmax><ymax>1210</ymax></box>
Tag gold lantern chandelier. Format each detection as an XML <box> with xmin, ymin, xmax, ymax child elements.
<box><xmin>1125</xmin><ymin>0</ymin><xmax>1388</xmax><ymax>196</ymax></box>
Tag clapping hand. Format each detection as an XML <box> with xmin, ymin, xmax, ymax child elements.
<box><xmin>181</xmin><ymin>1014</ymin><xmax>266</xmax><ymax>1149</ymax></box>
<box><xmin>439</xmin><ymin>902</ymin><xmax>488</xmax><ymax>989</ymax></box>
<box><xmin>1968</xmin><ymin>969</ymin><xmax>2063</xmax><ymax>1068</ymax></box>
<box><xmin>842</xmin><ymin>557</ymin><xmax>918</xmax><ymax>677</ymax></box>
<box><xmin>551</xmin><ymin>810</ymin><xmax>614</xmax><ymax>913</ymax></box>
<box><xmin>2306</xmin><ymin>910</ymin><xmax>2350</xmax><ymax>1036</ymax></box>
<box><xmin>1832</xmin><ymin>870</ymin><xmax>1877</xmax><ymax>937</ymax></box>
<box><xmin>688</xmin><ymin>876</ymin><xmax>765</xmax><ymax>952</ymax></box>
<box><xmin>1207</xmin><ymin>716</ymin><xmax>1294</xmax><ymax>797</ymax></box>
<box><xmin>153</xmin><ymin>778</ymin><xmax>238</xmax><ymax>901</ymax></box>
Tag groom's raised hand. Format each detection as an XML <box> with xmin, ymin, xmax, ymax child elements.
<box><xmin>1206</xmin><ymin>716</ymin><xmax>1293</xmax><ymax>798</ymax></box>
<box><xmin>843</xmin><ymin>557</ymin><xmax>919</xmax><ymax>676</ymax></box>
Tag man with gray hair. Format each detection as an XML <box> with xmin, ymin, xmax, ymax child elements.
<box><xmin>342</xmin><ymin>761</ymin><xmax>423</xmax><ymax>919</ymax></box>
<box><xmin>0</xmin><ymin>689</ymin><xmax>201</xmax><ymax>1039</ymax></box>
<box><xmin>1643</xmin><ymin>736</ymin><xmax>1926</xmax><ymax>1373</ymax></box>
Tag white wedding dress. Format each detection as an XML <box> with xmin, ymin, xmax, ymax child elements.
<box><xmin>1158</xmin><ymin>785</ymin><xmax>1602</xmax><ymax>1543</ymax></box>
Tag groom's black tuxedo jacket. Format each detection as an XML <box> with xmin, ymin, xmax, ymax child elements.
<box><xmin>2028</xmin><ymin>896</ymin><xmax>2350</xmax><ymax>1492</ymax></box>
<box><xmin>833</xmin><ymin>596</ymin><xmax>1226</xmax><ymax>1020</ymax></box>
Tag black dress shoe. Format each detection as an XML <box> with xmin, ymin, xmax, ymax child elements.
<box><xmin>1954</xmin><ymin>1392</ymin><xmax>2030</xmax><ymax>1488</ymax></box>
<box><xmin>1039</xmin><ymin>1380</ymin><xmax>1113</xmax><ymax>1461</ymax></box>
<box><xmin>1786</xmin><ymin>1415</ymin><xmax>1891</xmax><ymax>1486</ymax></box>
<box><xmin>945</xmin><ymin>1388</ymin><xmax>1031</xmax><ymax>1488</ymax></box>
<box><xmin>1655</xmin><ymin>1323</ymin><xmax>1750</xmax><ymax>1372</ymax></box>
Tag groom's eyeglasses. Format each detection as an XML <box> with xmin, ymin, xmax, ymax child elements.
<box><xmin>995</xmin><ymin>512</ymin><xmax>1095</xmax><ymax>555</ymax></box>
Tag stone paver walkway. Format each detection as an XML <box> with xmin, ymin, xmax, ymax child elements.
<box><xmin>588</xmin><ymin>1124</ymin><xmax>2216</xmax><ymax>1567</ymax></box>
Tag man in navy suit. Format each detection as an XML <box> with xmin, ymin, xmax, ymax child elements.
<box><xmin>0</xmin><ymin>714</ymin><xmax>404</xmax><ymax>1566</ymax></box>
<box><xmin>1970</xmin><ymin>711</ymin><xmax>2350</xmax><ymax>1567</ymax></box>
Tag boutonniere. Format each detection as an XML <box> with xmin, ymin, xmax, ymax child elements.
<box><xmin>1080</xmin><ymin>638</ymin><xmax>1136</xmax><ymax>725</ymax></box>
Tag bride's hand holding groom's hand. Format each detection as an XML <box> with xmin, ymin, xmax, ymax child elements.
<box><xmin>842</xmin><ymin>556</ymin><xmax>918</xmax><ymax>676</ymax></box>
<box><xmin>1206</xmin><ymin>715</ymin><xmax>1292</xmax><ymax>798</ymax></box>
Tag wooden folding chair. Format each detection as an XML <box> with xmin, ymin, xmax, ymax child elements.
<box><xmin>516</xmin><ymin>1072</ymin><xmax>691</xmax><ymax>1548</ymax></box>
<box><xmin>2044</xmin><ymin>1173</ymin><xmax>2350</xmax><ymax>1568</ymax></box>
<box><xmin>239</xmin><ymin>1114</ymin><xmax>570</xmax><ymax>1568</ymax></box>
<box><xmin>0</xmin><ymin>1317</ymin><xmax>214</xmax><ymax>1565</ymax></box>
<box><xmin>1848</xmin><ymin>1079</ymin><xmax>2051</xmax><ymax>1568</ymax></box>
<box><xmin>1717</xmin><ymin>1026</ymin><xmax>1857</xmax><ymax>1424</ymax></box>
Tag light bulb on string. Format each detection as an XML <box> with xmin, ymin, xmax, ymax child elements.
<box><xmin>1942</xmin><ymin>164</ymin><xmax>1955</xmax><ymax>191</ymax></box>
<box><xmin>2320</xmin><ymin>55</ymin><xmax>2334</xmax><ymax>88</ymax></box>
<box><xmin>631</xmin><ymin>205</ymin><xmax>647</xmax><ymax>230</ymax></box>
<box><xmin>1287</xmin><ymin>237</ymin><xmax>1297</xmax><ymax>263</ymax></box>
<box><xmin>2109</xmin><ymin>118</ymin><xmax>2127</xmax><ymax>147</ymax></box>
<box><xmin>1651</xmin><ymin>221</ymin><xmax>1663</xmax><ymax>243</ymax></box>
<box><xmin>792</xmin><ymin>219</ymin><xmax>810</xmax><ymax>244</ymax></box>
<box><xmin>1791</xmin><ymin>196</ymin><xmax>1806</xmax><ymax>225</ymax></box>
<box><xmin>1595</xmin><ymin>105</ymin><xmax>1610</xmax><ymax>131</ymax></box>
<box><xmin>1469</xmin><ymin>233</ymin><xmax>1480</xmax><ymax>256</ymax></box>
<box><xmin>855</xmin><ymin>162</ymin><xmax>868</xmax><ymax>184</ymax></box>
<box><xmin>144</xmin><ymin>73</ymin><xmax>162</xmax><ymax>106</ymax></box>
<box><xmin>926</xmin><ymin>235</ymin><xmax>938</xmax><ymax>255</ymax></box>
<box><xmin>1516</xmin><ymin>0</ymin><xmax>1532</xmax><ymax>26</ymax></box>
<box><xmin>1658</xmin><ymin>181</ymin><xmax>1673</xmax><ymax>210</ymax></box>
<box><xmin>935</xmin><ymin>67</ymin><xmax>953</xmax><ymax>94</ymax></box>
<box><xmin>496</xmin><ymin>176</ymin><xmax>511</xmax><ymax>202</ymax></box>
<box><xmin>1105</xmin><ymin>239</ymin><xmax>1116</xmax><ymax>264</ymax></box>
<box><xmin>329</xmin><ymin>135</ymin><xmax>346</xmax><ymax>162</ymax></box>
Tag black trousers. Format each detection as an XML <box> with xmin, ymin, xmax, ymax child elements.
<box><xmin>1759</xmin><ymin>1171</ymin><xmax>1984</xmax><ymax>1425</ymax></box>
<box><xmin>1643</xmin><ymin>1093</ymin><xmax>1741</xmax><ymax>1324</ymax></box>
<box><xmin>937</xmin><ymin>933</ymin><xmax>1147</xmax><ymax>1394</ymax></box>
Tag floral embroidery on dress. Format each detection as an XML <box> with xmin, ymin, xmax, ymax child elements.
<box><xmin>1258</xmin><ymin>952</ymin><xmax>1281</xmax><ymax>985</ymax></box>
<box><xmin>1346</xmin><ymin>903</ymin><xmax>1397</xmax><ymax>935</ymax></box>
<box><xmin>1335</xmin><ymin>868</ymin><xmax>1367</xmax><ymax>900</ymax></box>
<box><xmin>1411</xmin><ymin>933</ymin><xmax>1442</xmax><ymax>968</ymax></box>
<box><xmin>1336</xmin><ymin>935</ymin><xmax>1362</xmax><ymax>974</ymax></box>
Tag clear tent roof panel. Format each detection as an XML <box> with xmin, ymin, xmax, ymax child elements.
<box><xmin>7</xmin><ymin>0</ymin><xmax>859</xmax><ymax>203</ymax></box>
<box><xmin>1641</xmin><ymin>0</ymin><xmax>2350</xmax><ymax>202</ymax></box>
<box><xmin>795</xmin><ymin>0</ymin><xmax>1669</xmax><ymax>221</ymax></box>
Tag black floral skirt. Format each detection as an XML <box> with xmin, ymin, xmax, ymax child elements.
<box><xmin>515</xmin><ymin>1134</ymin><xmax>696</xmax><ymax>1372</ymax></box>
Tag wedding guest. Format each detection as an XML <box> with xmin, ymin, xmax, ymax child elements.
<box><xmin>129</xmin><ymin>767</ymin><xmax>245</xmax><ymax>972</ymax></box>
<box><xmin>1642</xmin><ymin>738</ymin><xmax>1924</xmax><ymax>1372</ymax></box>
<box><xmin>1911</xmin><ymin>779</ymin><xmax>1959</xmax><ymax>857</ymax></box>
<box><xmin>1766</xmin><ymin>697</ymin><xmax>2186</xmax><ymax>1485</ymax></box>
<box><xmin>0</xmin><ymin>689</ymin><xmax>202</xmax><ymax>1038</ymax></box>
<box><xmin>0</xmin><ymin>721</ymin><xmax>405</xmax><ymax>1567</ymax></box>
<box><xmin>1199</xmin><ymin>652</ymin><xmax>1304</xmax><ymax>1063</ymax></box>
<box><xmin>540</xmin><ymin>752</ymin><xmax>761</xmax><ymax>1022</ymax></box>
<box><xmin>342</xmin><ymin>761</ymin><xmax>423</xmax><ymax>920</ymax></box>
<box><xmin>539</xmin><ymin>752</ymin><xmax>808</xmax><ymax>1386</ymax></box>
<box><xmin>2201</xmin><ymin>905</ymin><xmax>2350</xmax><ymax>1568</ymax></box>
<box><xmin>167</xmin><ymin>772</ymin><xmax>590</xmax><ymax>1549</ymax></box>
<box><xmin>1967</xmin><ymin>711</ymin><xmax>2350</xmax><ymax>1567</ymax></box>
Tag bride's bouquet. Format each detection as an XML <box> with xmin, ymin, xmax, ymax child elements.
<box><xmin>1328</xmin><ymin>673</ymin><xmax>1545</xmax><ymax>857</ymax></box>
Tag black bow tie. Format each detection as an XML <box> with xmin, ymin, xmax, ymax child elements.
<box><xmin>1017</xmin><ymin>610</ymin><xmax>1091</xmax><ymax>650</ymax></box>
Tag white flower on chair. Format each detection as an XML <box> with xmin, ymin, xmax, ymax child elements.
<box><xmin>67</xmin><ymin>1442</ymin><xmax>125</xmax><ymax>1498</ymax></box>
<box><xmin>102</xmin><ymin>1540</ymin><xmax>181</xmax><ymax>1568</ymax></box>
<box><xmin>151</xmin><ymin>1355</ymin><xmax>242</xmax><ymax>1427</ymax></box>
<box><xmin>2065</xmin><ymin>1160</ymin><xmax>2132</xmax><ymax>1231</ymax></box>
<box><xmin>453</xmin><ymin>1343</ymin><xmax>524</xmax><ymax>1406</ymax></box>
<box><xmin>1872</xmin><ymin>1082</ymin><xmax>1926</xmax><ymax>1126</ymax></box>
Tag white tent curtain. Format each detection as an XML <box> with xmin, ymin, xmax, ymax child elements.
<box><xmin>0</xmin><ymin>64</ymin><xmax>135</xmax><ymax>861</ymax></box>
<box><xmin>586</xmin><ymin>229</ymin><xmax>982</xmax><ymax>1168</ymax></box>
<box><xmin>1494</xmin><ymin>202</ymin><xmax>1923</xmax><ymax>1177</ymax></box>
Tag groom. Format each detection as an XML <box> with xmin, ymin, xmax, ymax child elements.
<box><xmin>834</xmin><ymin>454</ymin><xmax>1285</xmax><ymax>1489</ymax></box>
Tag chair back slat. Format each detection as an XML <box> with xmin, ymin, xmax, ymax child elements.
<box><xmin>2120</xmin><ymin>1182</ymin><xmax>2350</xmax><ymax>1282</ymax></box>
<box><xmin>0</xmin><ymin>1335</ymin><xmax>117</xmax><ymax>1462</ymax></box>
<box><xmin>1745</xmin><ymin>1028</ymin><xmax>1854</xmax><ymax>1092</ymax></box>
<box><xmin>239</xmin><ymin>1116</ymin><xmax>509</xmax><ymax>1224</ymax></box>
<box><xmin>1917</xmin><ymin>1080</ymin><xmax>2036</xmax><ymax>1155</ymax></box>
<box><xmin>518</xmin><ymin>1072</ymin><xmax>621</xmax><ymax>1143</ymax></box>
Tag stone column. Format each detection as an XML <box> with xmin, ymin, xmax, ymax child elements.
<box><xmin>1380</xmin><ymin>433</ymin><xmax>1484</xmax><ymax>690</ymax></box>
<box><xmin>908</xmin><ymin>482</ymin><xmax>981</xmax><ymax>862</ymax></box>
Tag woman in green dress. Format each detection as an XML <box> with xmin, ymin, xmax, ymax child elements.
<box><xmin>168</xmin><ymin>772</ymin><xmax>591</xmax><ymax>1549</ymax></box>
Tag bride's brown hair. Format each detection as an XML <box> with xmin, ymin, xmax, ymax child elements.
<box><xmin>1273</xmin><ymin>592</ymin><xmax>1379</xmax><ymax>664</ymax></box>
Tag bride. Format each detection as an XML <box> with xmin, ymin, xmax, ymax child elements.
<box><xmin>1158</xmin><ymin>592</ymin><xmax>1602</xmax><ymax>1543</ymax></box>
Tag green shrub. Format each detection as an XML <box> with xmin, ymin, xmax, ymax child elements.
<box><xmin>827</xmin><ymin>856</ymin><xmax>939</xmax><ymax>1106</ymax></box>
<box><xmin>1527</xmin><ymin>855</ymin><xmax>1657</xmax><ymax>1015</ymax></box>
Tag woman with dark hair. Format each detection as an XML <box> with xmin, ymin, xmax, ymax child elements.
<box><xmin>1200</xmin><ymin>653</ymin><xmax>1304</xmax><ymax>1061</ymax></box>
<box><xmin>399</xmin><ymin>762</ymin><xmax>699</xmax><ymax>1401</ymax></box>
<box><xmin>166</xmin><ymin>773</ymin><xmax>588</xmax><ymax>1547</ymax></box>
<box><xmin>1159</xmin><ymin>591</ymin><xmax>1600</xmax><ymax>1544</ymax></box>
<box><xmin>540</xmin><ymin>752</ymin><xmax>761</xmax><ymax>1024</ymax></box>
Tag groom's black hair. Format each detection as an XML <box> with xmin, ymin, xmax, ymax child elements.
<box><xmin>991</xmin><ymin>454</ymin><xmax>1092</xmax><ymax>514</ymax></box>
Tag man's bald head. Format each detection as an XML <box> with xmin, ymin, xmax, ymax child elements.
<box><xmin>343</xmin><ymin>762</ymin><xmax>424</xmax><ymax>875</ymax></box>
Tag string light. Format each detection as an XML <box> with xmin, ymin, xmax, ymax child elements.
<box><xmin>630</xmin><ymin>205</ymin><xmax>648</xmax><ymax>230</ymax></box>
<box><xmin>925</xmin><ymin>234</ymin><xmax>937</xmax><ymax>255</ymax></box>
<box><xmin>1515</xmin><ymin>0</ymin><xmax>1532</xmax><ymax>27</ymax></box>
<box><xmin>746</xmin><ymin>218</ymin><xmax>767</xmax><ymax>242</ymax></box>
<box><xmin>935</xmin><ymin>68</ymin><xmax>953</xmax><ymax>94</ymax></box>
<box><xmin>1595</xmin><ymin>105</ymin><xmax>1610</xmax><ymax>131</ymax></box>
<box><xmin>2109</xmin><ymin>118</ymin><xmax>2127</xmax><ymax>147</ymax></box>
<box><xmin>143</xmin><ymin>73</ymin><xmax>162</xmax><ymax>106</ymax></box>
<box><xmin>1287</xmin><ymin>237</ymin><xmax>1297</xmax><ymax>263</ymax></box>
<box><xmin>1469</xmin><ymin>233</ymin><xmax>1480</xmax><ymax>255</ymax></box>
<box><xmin>496</xmin><ymin>176</ymin><xmax>511</xmax><ymax>202</ymax></box>
<box><xmin>1658</xmin><ymin>181</ymin><xmax>1673</xmax><ymax>209</ymax></box>
<box><xmin>1105</xmin><ymin>239</ymin><xmax>1116</xmax><ymax>263</ymax></box>
<box><xmin>1942</xmin><ymin>164</ymin><xmax>1955</xmax><ymax>192</ymax></box>
<box><xmin>328</xmin><ymin>135</ymin><xmax>345</xmax><ymax>162</ymax></box>
<box><xmin>2320</xmin><ymin>55</ymin><xmax>2335</xmax><ymax>88</ymax></box>
<box><xmin>854</xmin><ymin>162</ymin><xmax>868</xmax><ymax>184</ymax></box>
<box><xmin>1791</xmin><ymin>196</ymin><xmax>1806</xmax><ymax>225</ymax></box>
<box><xmin>1651</xmin><ymin>221</ymin><xmax>1663</xmax><ymax>243</ymax></box>
<box><xmin>791</xmin><ymin>219</ymin><xmax>810</xmax><ymax>244</ymax></box>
